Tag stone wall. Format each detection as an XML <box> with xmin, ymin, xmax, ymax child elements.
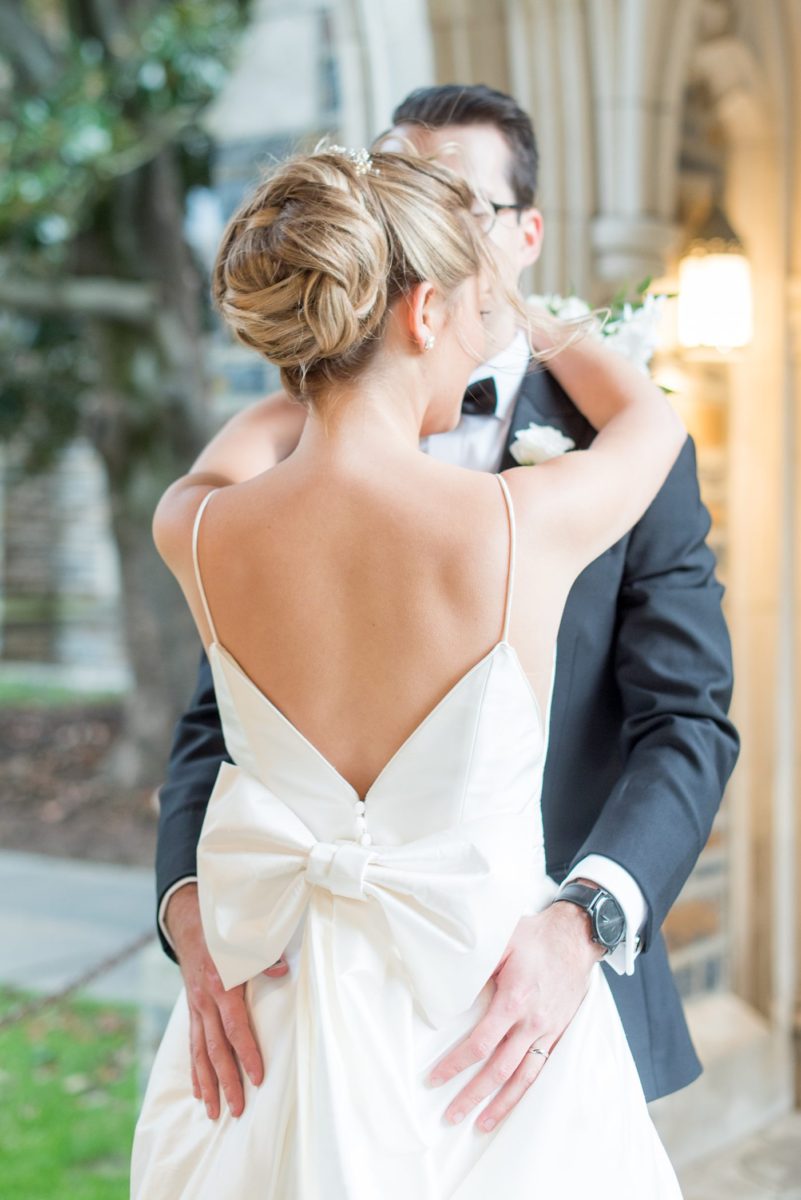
<box><xmin>0</xmin><ymin>440</ymin><xmax>128</xmax><ymax>689</ymax></box>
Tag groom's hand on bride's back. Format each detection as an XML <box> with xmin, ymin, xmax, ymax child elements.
<box><xmin>164</xmin><ymin>883</ymin><xmax>289</xmax><ymax>1120</ymax></box>
<box><xmin>428</xmin><ymin>899</ymin><xmax>605</xmax><ymax>1132</ymax></box>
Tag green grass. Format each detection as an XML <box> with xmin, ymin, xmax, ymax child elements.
<box><xmin>0</xmin><ymin>681</ymin><xmax>120</xmax><ymax>706</ymax></box>
<box><xmin>0</xmin><ymin>989</ymin><xmax>139</xmax><ymax>1200</ymax></box>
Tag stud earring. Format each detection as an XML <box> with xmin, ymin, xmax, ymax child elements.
<box><xmin>423</xmin><ymin>332</ymin><xmax>436</xmax><ymax>352</ymax></box>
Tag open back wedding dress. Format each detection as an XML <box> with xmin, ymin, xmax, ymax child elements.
<box><xmin>131</xmin><ymin>474</ymin><xmax>682</xmax><ymax>1198</ymax></box>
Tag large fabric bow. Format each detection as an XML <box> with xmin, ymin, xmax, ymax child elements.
<box><xmin>196</xmin><ymin>762</ymin><xmax>537</xmax><ymax>1027</ymax></box>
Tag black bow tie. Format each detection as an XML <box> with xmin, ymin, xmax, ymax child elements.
<box><xmin>461</xmin><ymin>377</ymin><xmax>498</xmax><ymax>417</ymax></box>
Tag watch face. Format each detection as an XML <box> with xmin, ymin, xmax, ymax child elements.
<box><xmin>595</xmin><ymin>896</ymin><xmax>626</xmax><ymax>947</ymax></box>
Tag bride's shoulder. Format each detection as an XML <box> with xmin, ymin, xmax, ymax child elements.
<box><xmin>152</xmin><ymin>480</ymin><xmax>223</xmax><ymax>580</ymax></box>
<box><xmin>153</xmin><ymin>389</ymin><xmax>307</xmax><ymax>574</ymax></box>
<box><xmin>497</xmin><ymin>459</ymin><xmax>581</xmax><ymax>519</ymax></box>
<box><xmin>497</xmin><ymin>456</ymin><xmax>599</xmax><ymax>566</ymax></box>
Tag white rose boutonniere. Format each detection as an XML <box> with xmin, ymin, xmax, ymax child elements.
<box><xmin>509</xmin><ymin>423</ymin><xmax>576</xmax><ymax>465</ymax></box>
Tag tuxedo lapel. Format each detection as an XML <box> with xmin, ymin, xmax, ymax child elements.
<box><xmin>499</xmin><ymin>358</ymin><xmax>595</xmax><ymax>470</ymax></box>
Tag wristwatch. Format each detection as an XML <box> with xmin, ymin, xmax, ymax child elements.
<box><xmin>554</xmin><ymin>881</ymin><xmax>626</xmax><ymax>954</ymax></box>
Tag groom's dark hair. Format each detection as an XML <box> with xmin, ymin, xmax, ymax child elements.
<box><xmin>390</xmin><ymin>84</ymin><xmax>539</xmax><ymax>209</ymax></box>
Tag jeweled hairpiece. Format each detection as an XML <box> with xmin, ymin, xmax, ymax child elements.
<box><xmin>328</xmin><ymin>144</ymin><xmax>378</xmax><ymax>176</ymax></box>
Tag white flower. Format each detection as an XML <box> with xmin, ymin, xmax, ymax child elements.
<box><xmin>602</xmin><ymin>294</ymin><xmax>667</xmax><ymax>374</ymax></box>
<box><xmin>525</xmin><ymin>289</ymin><xmax>668</xmax><ymax>373</ymax></box>
<box><xmin>527</xmin><ymin>292</ymin><xmax>590</xmax><ymax>321</ymax></box>
<box><xmin>509</xmin><ymin>423</ymin><xmax>576</xmax><ymax>466</ymax></box>
<box><xmin>555</xmin><ymin>296</ymin><xmax>592</xmax><ymax>320</ymax></box>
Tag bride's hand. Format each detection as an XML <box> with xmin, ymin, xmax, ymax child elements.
<box><xmin>165</xmin><ymin>882</ymin><xmax>289</xmax><ymax>1119</ymax></box>
<box><xmin>427</xmin><ymin>899</ymin><xmax>605</xmax><ymax>1132</ymax></box>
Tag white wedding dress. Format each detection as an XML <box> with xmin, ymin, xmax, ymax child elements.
<box><xmin>131</xmin><ymin>475</ymin><xmax>683</xmax><ymax>1198</ymax></box>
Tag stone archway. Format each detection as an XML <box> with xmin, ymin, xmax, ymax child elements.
<box><xmin>333</xmin><ymin>0</ymin><xmax>435</xmax><ymax>145</ymax></box>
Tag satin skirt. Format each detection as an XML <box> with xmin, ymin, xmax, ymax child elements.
<box><xmin>131</xmin><ymin>892</ymin><xmax>683</xmax><ymax>1199</ymax></box>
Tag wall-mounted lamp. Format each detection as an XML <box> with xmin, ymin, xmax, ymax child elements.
<box><xmin>677</xmin><ymin>204</ymin><xmax>753</xmax><ymax>352</ymax></box>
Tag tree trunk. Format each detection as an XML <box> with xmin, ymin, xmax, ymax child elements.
<box><xmin>104</xmin><ymin>457</ymin><xmax>201</xmax><ymax>787</ymax></box>
<box><xmin>78</xmin><ymin>149</ymin><xmax>217</xmax><ymax>785</ymax></box>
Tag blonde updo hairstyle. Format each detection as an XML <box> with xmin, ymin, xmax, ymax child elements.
<box><xmin>211</xmin><ymin>145</ymin><xmax>497</xmax><ymax>407</ymax></box>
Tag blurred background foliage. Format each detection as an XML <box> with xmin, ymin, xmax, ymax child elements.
<box><xmin>0</xmin><ymin>1</ymin><xmax>251</xmax><ymax>781</ymax></box>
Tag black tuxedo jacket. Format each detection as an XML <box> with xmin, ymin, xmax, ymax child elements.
<box><xmin>155</xmin><ymin>364</ymin><xmax>740</xmax><ymax>1102</ymax></box>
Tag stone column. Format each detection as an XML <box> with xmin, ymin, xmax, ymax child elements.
<box><xmin>786</xmin><ymin>272</ymin><xmax>801</xmax><ymax>1104</ymax></box>
<box><xmin>591</xmin><ymin>214</ymin><xmax>679</xmax><ymax>288</ymax></box>
<box><xmin>336</xmin><ymin>0</ymin><xmax>434</xmax><ymax>144</ymax></box>
<box><xmin>427</xmin><ymin>0</ymin><xmax>510</xmax><ymax>91</ymax></box>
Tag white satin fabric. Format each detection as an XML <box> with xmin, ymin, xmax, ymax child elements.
<box><xmin>131</xmin><ymin>478</ymin><xmax>682</xmax><ymax>1198</ymax></box>
<box><xmin>131</xmin><ymin>637</ymin><xmax>682</xmax><ymax>1198</ymax></box>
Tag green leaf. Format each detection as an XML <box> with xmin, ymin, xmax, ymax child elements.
<box><xmin>609</xmin><ymin>285</ymin><xmax>628</xmax><ymax>309</ymax></box>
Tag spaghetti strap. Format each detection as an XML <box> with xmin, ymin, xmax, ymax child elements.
<box><xmin>495</xmin><ymin>474</ymin><xmax>516</xmax><ymax>642</ymax></box>
<box><xmin>191</xmin><ymin>489</ymin><xmax>220</xmax><ymax>645</ymax></box>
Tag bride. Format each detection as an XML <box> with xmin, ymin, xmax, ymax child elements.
<box><xmin>131</xmin><ymin>144</ymin><xmax>685</xmax><ymax>1197</ymax></box>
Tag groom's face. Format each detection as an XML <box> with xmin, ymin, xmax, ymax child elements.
<box><xmin>388</xmin><ymin>122</ymin><xmax>543</xmax><ymax>353</ymax></box>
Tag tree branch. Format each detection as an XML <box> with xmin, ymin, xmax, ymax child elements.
<box><xmin>0</xmin><ymin>1</ymin><xmax>61</xmax><ymax>92</ymax></box>
<box><xmin>67</xmin><ymin>0</ymin><xmax>130</xmax><ymax>60</ymax></box>
<box><xmin>0</xmin><ymin>274</ymin><xmax>158</xmax><ymax>322</ymax></box>
<box><xmin>101</xmin><ymin>105</ymin><xmax>205</xmax><ymax>177</ymax></box>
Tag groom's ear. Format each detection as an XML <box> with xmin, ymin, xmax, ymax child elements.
<box><xmin>371</xmin><ymin>126</ymin><xmax>394</xmax><ymax>151</ymax></box>
<box><xmin>519</xmin><ymin>207</ymin><xmax>544</xmax><ymax>270</ymax></box>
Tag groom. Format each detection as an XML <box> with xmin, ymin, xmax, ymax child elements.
<box><xmin>156</xmin><ymin>84</ymin><xmax>739</xmax><ymax>1123</ymax></box>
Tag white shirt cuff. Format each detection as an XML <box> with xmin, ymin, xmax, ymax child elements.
<box><xmin>158</xmin><ymin>875</ymin><xmax>198</xmax><ymax>953</ymax></box>
<box><xmin>559</xmin><ymin>855</ymin><xmax>647</xmax><ymax>976</ymax></box>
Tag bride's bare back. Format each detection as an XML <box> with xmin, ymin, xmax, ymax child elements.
<box><xmin>154</xmin><ymin>144</ymin><xmax>684</xmax><ymax>804</ymax></box>
<box><xmin>188</xmin><ymin>452</ymin><xmax>567</xmax><ymax>803</ymax></box>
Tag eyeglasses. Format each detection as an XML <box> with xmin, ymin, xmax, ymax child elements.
<box><xmin>472</xmin><ymin>201</ymin><xmax>526</xmax><ymax>234</ymax></box>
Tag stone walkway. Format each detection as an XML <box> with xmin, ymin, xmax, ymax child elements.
<box><xmin>679</xmin><ymin>1111</ymin><xmax>801</xmax><ymax>1198</ymax></box>
<box><xmin>0</xmin><ymin>848</ymin><xmax>180</xmax><ymax>1009</ymax></box>
<box><xmin>2</xmin><ymin>848</ymin><xmax>798</xmax><ymax>1191</ymax></box>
